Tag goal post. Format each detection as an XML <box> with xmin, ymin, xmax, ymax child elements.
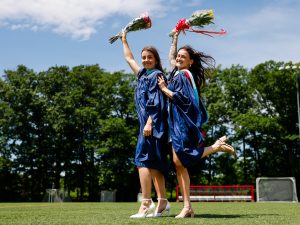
<box><xmin>176</xmin><ymin>185</ymin><xmax>255</xmax><ymax>202</ymax></box>
<box><xmin>256</xmin><ymin>177</ymin><xmax>298</xmax><ymax>202</ymax></box>
<box><xmin>42</xmin><ymin>188</ymin><xmax>72</xmax><ymax>202</ymax></box>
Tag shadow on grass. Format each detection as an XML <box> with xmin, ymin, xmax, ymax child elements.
<box><xmin>159</xmin><ymin>214</ymin><xmax>241</xmax><ymax>219</ymax></box>
<box><xmin>195</xmin><ymin>213</ymin><xmax>279</xmax><ymax>219</ymax></box>
<box><xmin>152</xmin><ymin>213</ymin><xmax>279</xmax><ymax>219</ymax></box>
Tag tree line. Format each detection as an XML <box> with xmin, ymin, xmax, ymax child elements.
<box><xmin>0</xmin><ymin>61</ymin><xmax>299</xmax><ymax>202</ymax></box>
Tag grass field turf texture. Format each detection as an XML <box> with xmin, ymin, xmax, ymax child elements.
<box><xmin>0</xmin><ymin>202</ymin><xmax>299</xmax><ymax>225</ymax></box>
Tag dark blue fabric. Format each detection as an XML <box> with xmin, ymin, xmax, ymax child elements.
<box><xmin>134</xmin><ymin>68</ymin><xmax>169</xmax><ymax>173</ymax></box>
<box><xmin>168</xmin><ymin>70</ymin><xmax>206</xmax><ymax>168</ymax></box>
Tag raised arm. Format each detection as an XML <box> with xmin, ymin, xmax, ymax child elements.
<box><xmin>121</xmin><ymin>32</ymin><xmax>141</xmax><ymax>75</ymax></box>
<box><xmin>169</xmin><ymin>31</ymin><xmax>179</xmax><ymax>70</ymax></box>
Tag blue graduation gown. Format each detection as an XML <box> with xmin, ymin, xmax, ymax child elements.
<box><xmin>134</xmin><ymin>68</ymin><xmax>168</xmax><ymax>173</ymax></box>
<box><xmin>168</xmin><ymin>70</ymin><xmax>206</xmax><ymax>168</ymax></box>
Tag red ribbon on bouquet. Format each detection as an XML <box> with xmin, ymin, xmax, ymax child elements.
<box><xmin>174</xmin><ymin>18</ymin><xmax>227</xmax><ymax>37</ymax></box>
<box><xmin>175</xmin><ymin>18</ymin><xmax>190</xmax><ymax>34</ymax></box>
<box><xmin>190</xmin><ymin>28</ymin><xmax>227</xmax><ymax>37</ymax></box>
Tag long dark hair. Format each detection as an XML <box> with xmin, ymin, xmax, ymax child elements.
<box><xmin>178</xmin><ymin>45</ymin><xmax>215</xmax><ymax>90</ymax></box>
<box><xmin>141</xmin><ymin>46</ymin><xmax>164</xmax><ymax>72</ymax></box>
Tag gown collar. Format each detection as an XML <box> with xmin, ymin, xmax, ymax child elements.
<box><xmin>146</xmin><ymin>69</ymin><xmax>156</xmax><ymax>74</ymax></box>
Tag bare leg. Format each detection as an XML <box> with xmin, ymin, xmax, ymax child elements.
<box><xmin>150</xmin><ymin>169</ymin><xmax>168</xmax><ymax>213</ymax></box>
<box><xmin>130</xmin><ymin>167</ymin><xmax>156</xmax><ymax>218</ymax></box>
<box><xmin>137</xmin><ymin>167</ymin><xmax>152</xmax><ymax>213</ymax></box>
<box><xmin>173</xmin><ymin>148</ymin><xmax>190</xmax><ymax>208</ymax></box>
<box><xmin>172</xmin><ymin>148</ymin><xmax>194</xmax><ymax>218</ymax></box>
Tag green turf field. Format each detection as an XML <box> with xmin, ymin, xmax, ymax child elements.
<box><xmin>0</xmin><ymin>202</ymin><xmax>299</xmax><ymax>225</ymax></box>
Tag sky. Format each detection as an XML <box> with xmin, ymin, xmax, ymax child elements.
<box><xmin>0</xmin><ymin>0</ymin><xmax>300</xmax><ymax>75</ymax></box>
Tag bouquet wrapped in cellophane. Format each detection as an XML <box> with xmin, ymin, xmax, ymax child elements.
<box><xmin>169</xmin><ymin>9</ymin><xmax>226</xmax><ymax>37</ymax></box>
<box><xmin>109</xmin><ymin>13</ymin><xmax>152</xmax><ymax>44</ymax></box>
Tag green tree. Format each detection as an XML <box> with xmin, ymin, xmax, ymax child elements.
<box><xmin>0</xmin><ymin>65</ymin><xmax>50</xmax><ymax>200</ymax></box>
<box><xmin>249</xmin><ymin>61</ymin><xmax>299</xmax><ymax>182</ymax></box>
<box><xmin>0</xmin><ymin>65</ymin><xmax>138</xmax><ymax>201</ymax></box>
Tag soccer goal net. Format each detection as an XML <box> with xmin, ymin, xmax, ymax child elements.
<box><xmin>42</xmin><ymin>189</ymin><xmax>72</xmax><ymax>202</ymax></box>
<box><xmin>176</xmin><ymin>185</ymin><xmax>255</xmax><ymax>202</ymax></box>
<box><xmin>256</xmin><ymin>177</ymin><xmax>298</xmax><ymax>202</ymax></box>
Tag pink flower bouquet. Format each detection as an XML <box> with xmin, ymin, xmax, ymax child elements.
<box><xmin>109</xmin><ymin>14</ymin><xmax>152</xmax><ymax>44</ymax></box>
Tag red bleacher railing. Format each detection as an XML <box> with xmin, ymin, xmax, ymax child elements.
<box><xmin>176</xmin><ymin>185</ymin><xmax>255</xmax><ymax>202</ymax></box>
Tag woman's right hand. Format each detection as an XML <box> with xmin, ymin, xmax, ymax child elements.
<box><xmin>158</xmin><ymin>75</ymin><xmax>173</xmax><ymax>99</ymax></box>
<box><xmin>157</xmin><ymin>75</ymin><xmax>167</xmax><ymax>90</ymax></box>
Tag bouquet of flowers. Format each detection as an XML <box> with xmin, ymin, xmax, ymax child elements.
<box><xmin>169</xmin><ymin>9</ymin><xmax>226</xmax><ymax>37</ymax></box>
<box><xmin>109</xmin><ymin>13</ymin><xmax>152</xmax><ymax>44</ymax></box>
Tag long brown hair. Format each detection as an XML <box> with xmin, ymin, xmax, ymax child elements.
<box><xmin>178</xmin><ymin>45</ymin><xmax>215</xmax><ymax>90</ymax></box>
<box><xmin>141</xmin><ymin>46</ymin><xmax>164</xmax><ymax>72</ymax></box>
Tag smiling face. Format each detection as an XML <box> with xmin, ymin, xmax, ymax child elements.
<box><xmin>141</xmin><ymin>50</ymin><xmax>157</xmax><ymax>70</ymax></box>
<box><xmin>176</xmin><ymin>49</ymin><xmax>194</xmax><ymax>70</ymax></box>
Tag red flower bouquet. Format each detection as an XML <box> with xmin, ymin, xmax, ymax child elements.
<box><xmin>170</xmin><ymin>9</ymin><xmax>226</xmax><ymax>37</ymax></box>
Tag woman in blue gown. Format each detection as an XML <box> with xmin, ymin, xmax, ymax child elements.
<box><xmin>158</xmin><ymin>30</ymin><xmax>236</xmax><ymax>218</ymax></box>
<box><xmin>121</xmin><ymin>32</ymin><xmax>170</xmax><ymax>218</ymax></box>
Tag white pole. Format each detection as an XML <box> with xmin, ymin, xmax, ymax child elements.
<box><xmin>296</xmin><ymin>74</ymin><xmax>300</xmax><ymax>137</ymax></box>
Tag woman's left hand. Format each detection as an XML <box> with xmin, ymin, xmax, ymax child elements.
<box><xmin>143</xmin><ymin>123</ymin><xmax>152</xmax><ymax>137</ymax></box>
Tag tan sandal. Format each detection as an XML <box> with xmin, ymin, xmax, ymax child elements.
<box><xmin>213</xmin><ymin>136</ymin><xmax>237</xmax><ymax>159</ymax></box>
<box><xmin>175</xmin><ymin>206</ymin><xmax>194</xmax><ymax>218</ymax></box>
